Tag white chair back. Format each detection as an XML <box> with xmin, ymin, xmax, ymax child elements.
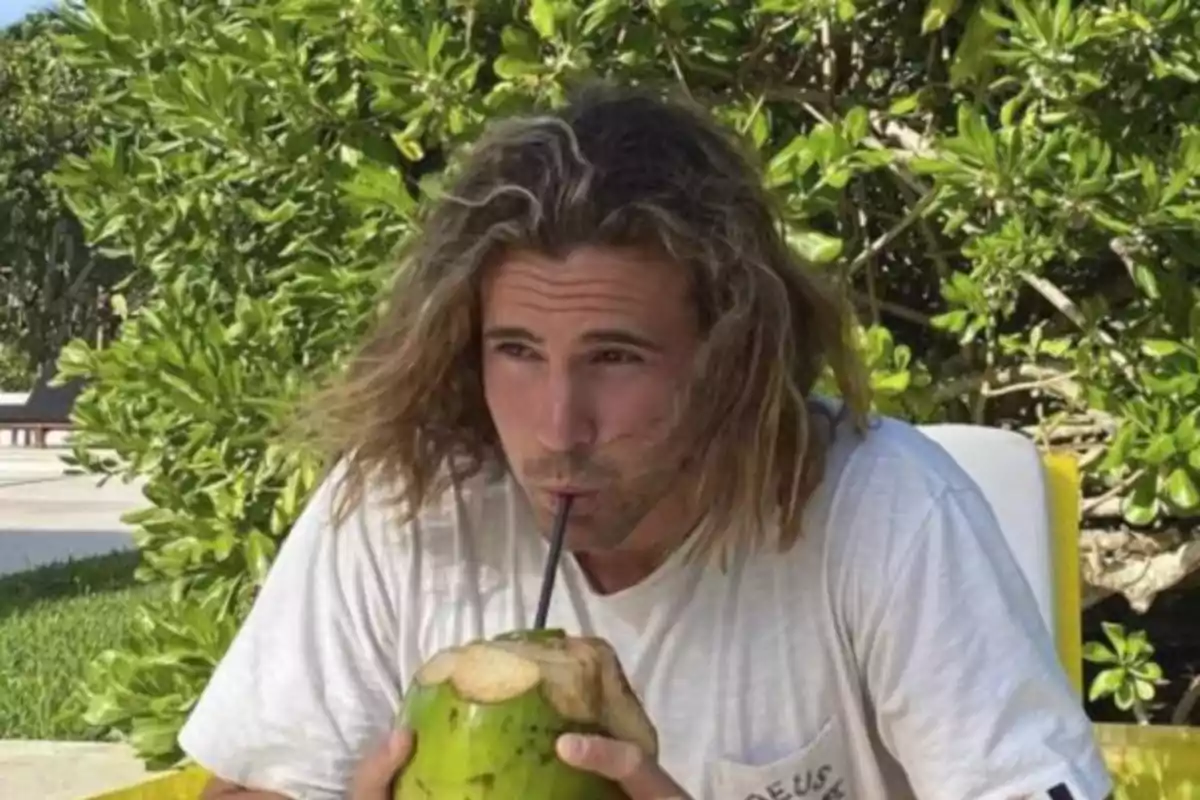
<box><xmin>916</xmin><ymin>423</ymin><xmax>1057</xmax><ymax>639</ymax></box>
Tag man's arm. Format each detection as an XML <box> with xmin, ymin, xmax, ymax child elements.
<box><xmin>842</xmin><ymin>485</ymin><xmax>1114</xmax><ymax>800</ymax></box>
<box><xmin>197</xmin><ymin>728</ymin><xmax>416</xmax><ymax>800</ymax></box>
<box><xmin>176</xmin><ymin>461</ymin><xmax>408</xmax><ymax>799</ymax></box>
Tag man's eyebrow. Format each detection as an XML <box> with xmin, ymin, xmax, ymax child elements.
<box><xmin>481</xmin><ymin>326</ymin><xmax>662</xmax><ymax>351</ymax></box>
<box><xmin>583</xmin><ymin>328</ymin><xmax>662</xmax><ymax>351</ymax></box>
<box><xmin>482</xmin><ymin>326</ymin><xmax>540</xmax><ymax>343</ymax></box>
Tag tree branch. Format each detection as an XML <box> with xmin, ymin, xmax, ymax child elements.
<box><xmin>982</xmin><ymin>368</ymin><xmax>1080</xmax><ymax>398</ymax></box>
<box><xmin>847</xmin><ymin>187</ymin><xmax>939</xmax><ymax>277</ymax></box>
<box><xmin>1082</xmin><ymin>468</ymin><xmax>1148</xmax><ymax>516</ymax></box>
<box><xmin>1020</xmin><ymin>271</ymin><xmax>1138</xmax><ymax>383</ymax></box>
<box><xmin>934</xmin><ymin>363</ymin><xmax>1083</xmax><ymax>405</ymax></box>
<box><xmin>850</xmin><ymin>293</ymin><xmax>934</xmax><ymax>327</ymax></box>
<box><xmin>1171</xmin><ymin>675</ymin><xmax>1200</xmax><ymax>726</ymax></box>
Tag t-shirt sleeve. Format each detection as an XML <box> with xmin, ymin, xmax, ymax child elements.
<box><xmin>177</xmin><ymin>461</ymin><xmax>407</xmax><ymax>799</ymax></box>
<box><xmin>845</xmin><ymin>485</ymin><xmax>1114</xmax><ymax>800</ymax></box>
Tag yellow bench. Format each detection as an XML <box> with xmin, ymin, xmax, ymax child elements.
<box><xmin>86</xmin><ymin>766</ymin><xmax>210</xmax><ymax>800</ymax></box>
<box><xmin>87</xmin><ymin>439</ymin><xmax>1200</xmax><ymax>799</ymax></box>
<box><xmin>1046</xmin><ymin>452</ymin><xmax>1200</xmax><ymax>799</ymax></box>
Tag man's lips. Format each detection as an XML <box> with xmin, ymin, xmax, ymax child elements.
<box><xmin>537</xmin><ymin>487</ymin><xmax>600</xmax><ymax>512</ymax></box>
<box><xmin>540</xmin><ymin>486</ymin><xmax>598</xmax><ymax>496</ymax></box>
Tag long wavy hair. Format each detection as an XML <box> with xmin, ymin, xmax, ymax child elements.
<box><xmin>297</xmin><ymin>83</ymin><xmax>872</xmax><ymax>558</ymax></box>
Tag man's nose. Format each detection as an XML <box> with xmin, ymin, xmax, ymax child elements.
<box><xmin>535</xmin><ymin>365</ymin><xmax>596</xmax><ymax>454</ymax></box>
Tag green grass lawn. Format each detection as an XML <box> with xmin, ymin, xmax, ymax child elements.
<box><xmin>0</xmin><ymin>550</ymin><xmax>169</xmax><ymax>740</ymax></box>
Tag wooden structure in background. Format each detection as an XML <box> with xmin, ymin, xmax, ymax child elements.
<box><xmin>0</xmin><ymin>370</ymin><xmax>84</xmax><ymax>447</ymax></box>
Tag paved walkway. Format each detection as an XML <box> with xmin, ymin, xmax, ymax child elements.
<box><xmin>0</xmin><ymin>448</ymin><xmax>162</xmax><ymax>797</ymax></box>
<box><xmin>0</xmin><ymin>447</ymin><xmax>143</xmax><ymax>577</ymax></box>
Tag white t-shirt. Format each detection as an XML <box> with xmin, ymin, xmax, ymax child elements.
<box><xmin>177</xmin><ymin>412</ymin><xmax>1114</xmax><ymax>800</ymax></box>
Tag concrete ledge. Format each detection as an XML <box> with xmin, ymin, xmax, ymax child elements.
<box><xmin>0</xmin><ymin>740</ymin><xmax>162</xmax><ymax>800</ymax></box>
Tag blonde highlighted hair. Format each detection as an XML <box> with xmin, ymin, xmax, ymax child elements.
<box><xmin>296</xmin><ymin>83</ymin><xmax>871</xmax><ymax>557</ymax></box>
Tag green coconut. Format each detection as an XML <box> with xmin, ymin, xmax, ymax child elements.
<box><xmin>392</xmin><ymin>628</ymin><xmax>658</xmax><ymax>799</ymax></box>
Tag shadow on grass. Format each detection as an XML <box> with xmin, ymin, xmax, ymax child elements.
<box><xmin>0</xmin><ymin>549</ymin><xmax>146</xmax><ymax>621</ymax></box>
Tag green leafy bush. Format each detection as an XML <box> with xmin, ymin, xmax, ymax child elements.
<box><xmin>43</xmin><ymin>0</ymin><xmax>1200</xmax><ymax>766</ymax></box>
<box><xmin>0</xmin><ymin>342</ymin><xmax>33</xmax><ymax>391</ymax></box>
<box><xmin>0</xmin><ymin>12</ymin><xmax>130</xmax><ymax>376</ymax></box>
<box><xmin>1084</xmin><ymin>622</ymin><xmax>1166</xmax><ymax>725</ymax></box>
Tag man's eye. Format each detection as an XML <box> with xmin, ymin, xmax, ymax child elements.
<box><xmin>593</xmin><ymin>349</ymin><xmax>642</xmax><ymax>365</ymax></box>
<box><xmin>496</xmin><ymin>342</ymin><xmax>537</xmax><ymax>359</ymax></box>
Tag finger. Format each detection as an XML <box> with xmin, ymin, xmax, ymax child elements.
<box><xmin>350</xmin><ymin>728</ymin><xmax>414</xmax><ymax>799</ymax></box>
<box><xmin>556</xmin><ymin>733</ymin><xmax>690</xmax><ymax>800</ymax></box>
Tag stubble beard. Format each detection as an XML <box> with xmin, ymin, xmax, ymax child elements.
<box><xmin>517</xmin><ymin>435</ymin><xmax>694</xmax><ymax>553</ymax></box>
<box><xmin>573</xmin><ymin>456</ymin><xmax>685</xmax><ymax>552</ymax></box>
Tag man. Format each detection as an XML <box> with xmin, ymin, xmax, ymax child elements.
<box><xmin>181</xmin><ymin>84</ymin><xmax>1113</xmax><ymax>799</ymax></box>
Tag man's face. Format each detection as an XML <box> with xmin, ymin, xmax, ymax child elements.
<box><xmin>480</xmin><ymin>245</ymin><xmax>700</xmax><ymax>553</ymax></box>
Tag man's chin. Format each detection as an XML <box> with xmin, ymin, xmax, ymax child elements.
<box><xmin>511</xmin><ymin>479</ymin><xmax>632</xmax><ymax>548</ymax></box>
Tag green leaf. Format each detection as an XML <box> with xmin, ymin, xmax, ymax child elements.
<box><xmin>1132</xmin><ymin>660</ymin><xmax>1164</xmax><ymax>683</ymax></box>
<box><xmin>1102</xmin><ymin>621</ymin><xmax>1127</xmax><ymax>653</ymax></box>
<box><xmin>843</xmin><ymin>107</ymin><xmax>869</xmax><ymax>144</ymax></box>
<box><xmin>872</xmin><ymin>371</ymin><xmax>911</xmax><ymax>394</ymax></box>
<box><xmin>931</xmin><ymin>309</ymin><xmax>969</xmax><ymax>333</ymax></box>
<box><xmin>950</xmin><ymin>0</ymin><xmax>1004</xmax><ymax>85</ymax></box>
<box><xmin>1132</xmin><ymin>262</ymin><xmax>1160</xmax><ymax>300</ymax></box>
<box><xmin>1113</xmin><ymin>682</ymin><xmax>1135</xmax><ymax>711</ymax></box>
<box><xmin>129</xmin><ymin>716</ymin><xmax>183</xmax><ymax>759</ymax></box>
<box><xmin>1140</xmin><ymin>339</ymin><xmax>1182</xmax><ymax>359</ymax></box>
<box><xmin>1088</xmin><ymin>668</ymin><xmax>1123</xmax><ymax>702</ymax></box>
<box><xmin>1175</xmin><ymin>413</ymin><xmax>1200</xmax><ymax>452</ymax></box>
<box><xmin>529</xmin><ymin>0</ymin><xmax>559</xmax><ymax>40</ymax></box>
<box><xmin>1082</xmin><ymin>641</ymin><xmax>1118</xmax><ymax>664</ymax></box>
<box><xmin>492</xmin><ymin>55</ymin><xmax>542</xmax><ymax>79</ymax></box>
<box><xmin>889</xmin><ymin>93</ymin><xmax>920</xmax><ymax>115</ymax></box>
<box><xmin>82</xmin><ymin>690</ymin><xmax>128</xmax><ymax>728</ymax></box>
<box><xmin>1098</xmin><ymin>423</ymin><xmax>1136</xmax><ymax>474</ymax></box>
<box><xmin>1164</xmin><ymin>467</ymin><xmax>1200</xmax><ymax>510</ymax></box>
<box><xmin>581</xmin><ymin>0</ymin><xmax>626</xmax><ymax>35</ymax></box>
<box><xmin>243</xmin><ymin>530</ymin><xmax>277</xmax><ymax>584</ymax></box>
<box><xmin>1124</xmin><ymin>629</ymin><xmax>1153</xmax><ymax>659</ymax></box>
<box><xmin>921</xmin><ymin>0</ymin><xmax>962</xmax><ymax>33</ymax></box>
<box><xmin>789</xmin><ymin>230</ymin><xmax>844</xmax><ymax>264</ymax></box>
<box><xmin>1141</xmin><ymin>433</ymin><xmax>1176</xmax><ymax>466</ymax></box>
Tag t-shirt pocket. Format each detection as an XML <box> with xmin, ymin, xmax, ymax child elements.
<box><xmin>709</xmin><ymin>715</ymin><xmax>856</xmax><ymax>800</ymax></box>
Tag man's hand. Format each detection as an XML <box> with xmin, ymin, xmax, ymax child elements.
<box><xmin>349</xmin><ymin>728</ymin><xmax>415</xmax><ymax>800</ymax></box>
<box><xmin>557</xmin><ymin>733</ymin><xmax>692</xmax><ymax>800</ymax></box>
<box><xmin>348</xmin><ymin>728</ymin><xmax>690</xmax><ymax>800</ymax></box>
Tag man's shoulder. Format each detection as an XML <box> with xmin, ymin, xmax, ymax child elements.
<box><xmin>801</xmin><ymin>411</ymin><xmax>1001</xmax><ymax>569</ymax></box>
<box><xmin>342</xmin><ymin>457</ymin><xmax>532</xmax><ymax>563</ymax></box>
<box><xmin>328</xmin><ymin>457</ymin><xmax>517</xmax><ymax>525</ymax></box>
<box><xmin>824</xmin><ymin>411</ymin><xmax>982</xmax><ymax>504</ymax></box>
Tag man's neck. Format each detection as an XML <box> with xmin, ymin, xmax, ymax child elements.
<box><xmin>572</xmin><ymin>546</ymin><xmax>670</xmax><ymax>595</ymax></box>
<box><xmin>571</xmin><ymin>504</ymin><xmax>704</xmax><ymax>595</ymax></box>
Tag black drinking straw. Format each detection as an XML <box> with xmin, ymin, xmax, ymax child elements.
<box><xmin>533</xmin><ymin>493</ymin><xmax>574</xmax><ymax>630</ymax></box>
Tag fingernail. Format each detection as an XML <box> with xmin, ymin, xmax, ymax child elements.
<box><xmin>556</xmin><ymin>733</ymin><xmax>584</xmax><ymax>761</ymax></box>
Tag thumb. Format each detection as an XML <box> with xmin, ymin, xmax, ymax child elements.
<box><xmin>557</xmin><ymin>733</ymin><xmax>689</xmax><ymax>799</ymax></box>
<box><xmin>350</xmin><ymin>728</ymin><xmax>414</xmax><ymax>799</ymax></box>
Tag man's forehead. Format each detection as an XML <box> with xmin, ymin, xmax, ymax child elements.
<box><xmin>479</xmin><ymin>245</ymin><xmax>698</xmax><ymax>337</ymax></box>
<box><xmin>482</xmin><ymin>246</ymin><xmax>689</xmax><ymax>304</ymax></box>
